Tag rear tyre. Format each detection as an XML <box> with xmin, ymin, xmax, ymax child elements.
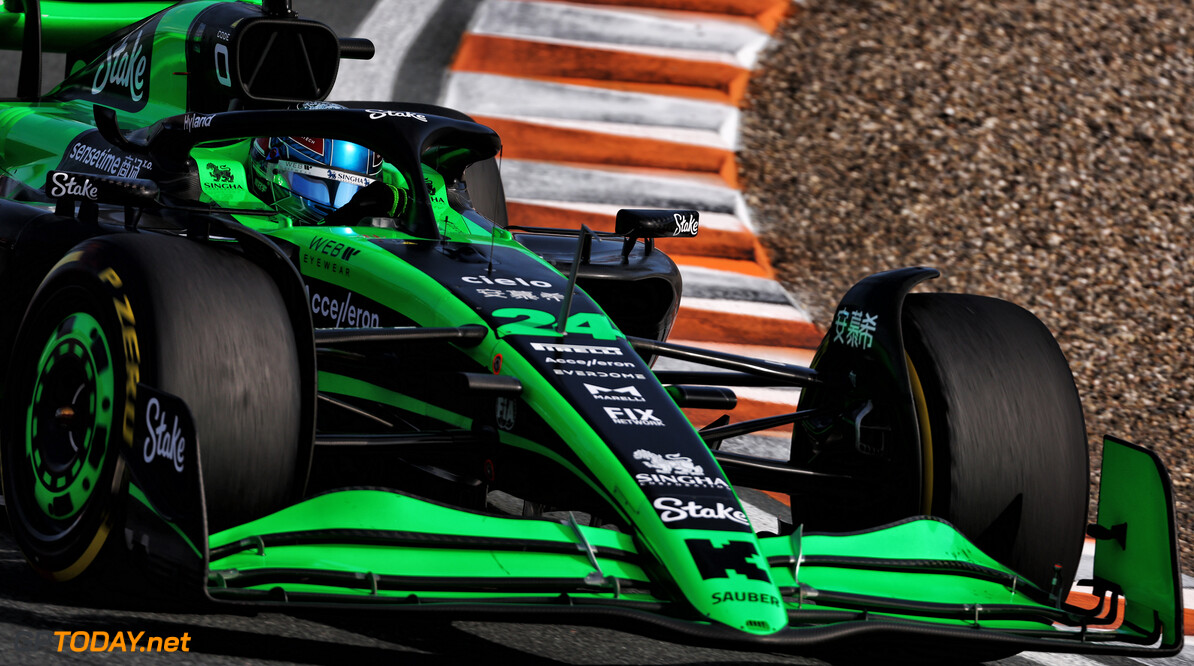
<box><xmin>1</xmin><ymin>234</ymin><xmax>304</xmax><ymax>581</ymax></box>
<box><xmin>902</xmin><ymin>293</ymin><xmax>1088</xmax><ymax>593</ymax></box>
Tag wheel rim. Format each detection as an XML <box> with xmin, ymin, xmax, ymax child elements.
<box><xmin>23</xmin><ymin>312</ymin><xmax>115</xmax><ymax>535</ymax></box>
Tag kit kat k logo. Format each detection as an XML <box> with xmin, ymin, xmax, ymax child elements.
<box><xmin>686</xmin><ymin>539</ymin><xmax>769</xmax><ymax>583</ymax></box>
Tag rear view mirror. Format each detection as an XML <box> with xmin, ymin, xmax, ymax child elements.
<box><xmin>615</xmin><ymin>209</ymin><xmax>698</xmax><ymax>259</ymax></box>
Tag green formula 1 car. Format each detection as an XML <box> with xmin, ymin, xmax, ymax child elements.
<box><xmin>0</xmin><ymin>0</ymin><xmax>1183</xmax><ymax>660</ymax></box>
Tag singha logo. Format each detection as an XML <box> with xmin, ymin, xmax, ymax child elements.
<box><xmin>633</xmin><ymin>449</ymin><xmax>704</xmax><ymax>476</ymax></box>
<box><xmin>207</xmin><ymin>163</ymin><xmax>233</xmax><ymax>182</ymax></box>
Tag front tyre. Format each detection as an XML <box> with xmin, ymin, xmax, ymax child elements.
<box><xmin>2</xmin><ymin>234</ymin><xmax>305</xmax><ymax>581</ymax></box>
<box><xmin>902</xmin><ymin>293</ymin><xmax>1088</xmax><ymax>593</ymax></box>
<box><xmin>2</xmin><ymin>287</ymin><xmax>126</xmax><ymax>580</ymax></box>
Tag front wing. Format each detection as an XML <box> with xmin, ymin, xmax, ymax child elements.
<box><xmin>123</xmin><ymin>387</ymin><xmax>1184</xmax><ymax>658</ymax></box>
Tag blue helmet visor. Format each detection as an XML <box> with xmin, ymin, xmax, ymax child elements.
<box><xmin>276</xmin><ymin>161</ymin><xmax>377</xmax><ymax>209</ymax></box>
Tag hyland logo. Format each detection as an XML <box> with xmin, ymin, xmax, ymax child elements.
<box><xmin>182</xmin><ymin>113</ymin><xmax>215</xmax><ymax>132</ymax></box>
<box><xmin>532</xmin><ymin>343</ymin><xmax>623</xmax><ymax>356</ymax></box>
<box><xmin>584</xmin><ymin>383</ymin><xmax>645</xmax><ymax>402</ymax></box>
<box><xmin>653</xmin><ymin>497</ymin><xmax>749</xmax><ymax>527</ymax></box>
<box><xmin>603</xmin><ymin>406</ymin><xmax>663</xmax><ymax>426</ymax></box>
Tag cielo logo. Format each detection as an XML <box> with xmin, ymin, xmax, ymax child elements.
<box><xmin>462</xmin><ymin>275</ymin><xmax>552</xmax><ymax>288</ymax></box>
<box><xmin>91</xmin><ymin>28</ymin><xmax>148</xmax><ymax>101</ymax></box>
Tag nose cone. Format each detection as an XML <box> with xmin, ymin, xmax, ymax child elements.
<box><xmin>659</xmin><ymin>532</ymin><xmax>789</xmax><ymax>635</ymax></box>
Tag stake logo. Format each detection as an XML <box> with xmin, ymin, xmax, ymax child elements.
<box><xmin>91</xmin><ymin>28</ymin><xmax>149</xmax><ymax>102</ymax></box>
<box><xmin>583</xmin><ymin>383</ymin><xmax>644</xmax><ymax>402</ymax></box>
<box><xmin>143</xmin><ymin>397</ymin><xmax>185</xmax><ymax>473</ymax></box>
<box><xmin>603</xmin><ymin>407</ymin><xmax>663</xmax><ymax>426</ymax></box>
<box><xmin>654</xmin><ymin>497</ymin><xmax>749</xmax><ymax>527</ymax></box>
<box><xmin>48</xmin><ymin>172</ymin><xmax>98</xmax><ymax>200</ymax></box>
<box><xmin>686</xmin><ymin>539</ymin><xmax>770</xmax><ymax>582</ymax></box>
<box><xmin>673</xmin><ymin>212</ymin><xmax>699</xmax><ymax>235</ymax></box>
<box><xmin>367</xmin><ymin>109</ymin><xmax>428</xmax><ymax>122</ymax></box>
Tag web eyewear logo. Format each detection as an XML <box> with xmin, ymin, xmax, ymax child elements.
<box><xmin>583</xmin><ymin>383</ymin><xmax>644</xmax><ymax>402</ymax></box>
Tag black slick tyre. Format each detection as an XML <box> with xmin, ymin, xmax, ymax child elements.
<box><xmin>902</xmin><ymin>293</ymin><xmax>1088</xmax><ymax>593</ymax></box>
<box><xmin>1</xmin><ymin>233</ymin><xmax>304</xmax><ymax>581</ymax></box>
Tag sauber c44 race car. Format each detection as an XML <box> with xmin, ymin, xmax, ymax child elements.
<box><xmin>0</xmin><ymin>0</ymin><xmax>1183</xmax><ymax>660</ymax></box>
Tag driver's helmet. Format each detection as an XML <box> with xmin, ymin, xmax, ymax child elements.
<box><xmin>248</xmin><ymin>112</ymin><xmax>383</xmax><ymax>224</ymax></box>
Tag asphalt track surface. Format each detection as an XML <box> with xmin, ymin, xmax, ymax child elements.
<box><xmin>0</xmin><ymin>1</ymin><xmax>1191</xmax><ymax>664</ymax></box>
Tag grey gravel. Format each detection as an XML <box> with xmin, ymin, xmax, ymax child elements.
<box><xmin>740</xmin><ymin>0</ymin><xmax>1193</xmax><ymax>572</ymax></box>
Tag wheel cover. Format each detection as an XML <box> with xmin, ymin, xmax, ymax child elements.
<box><xmin>23</xmin><ymin>312</ymin><xmax>115</xmax><ymax>532</ymax></box>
